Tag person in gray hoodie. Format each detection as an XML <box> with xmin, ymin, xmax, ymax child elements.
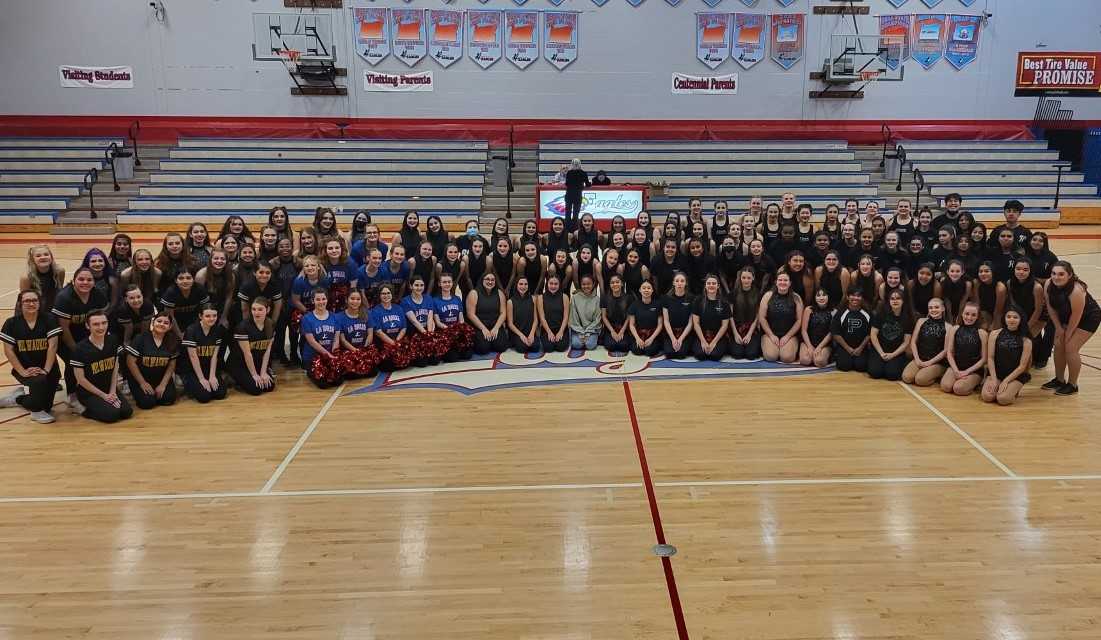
<box><xmin>569</xmin><ymin>274</ymin><xmax>602</xmax><ymax>351</ymax></box>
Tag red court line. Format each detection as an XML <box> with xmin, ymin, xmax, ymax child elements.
<box><xmin>622</xmin><ymin>380</ymin><xmax>690</xmax><ymax>640</ymax></box>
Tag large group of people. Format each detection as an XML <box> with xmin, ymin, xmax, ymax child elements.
<box><xmin>1</xmin><ymin>194</ymin><xmax>1096</xmax><ymax>423</ymax></box>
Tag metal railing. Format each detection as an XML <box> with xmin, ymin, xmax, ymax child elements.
<box><xmin>105</xmin><ymin>142</ymin><xmax>121</xmax><ymax>191</ymax></box>
<box><xmin>82</xmin><ymin>167</ymin><xmax>99</xmax><ymax>219</ymax></box>
<box><xmin>894</xmin><ymin>143</ymin><xmax>907</xmax><ymax>192</ymax></box>
<box><xmin>879</xmin><ymin>123</ymin><xmax>893</xmax><ymax>169</ymax></box>
<box><xmin>913</xmin><ymin>167</ymin><xmax>926</xmax><ymax>211</ymax></box>
<box><xmin>128</xmin><ymin>120</ymin><xmax>141</xmax><ymax>167</ymax></box>
<box><xmin>506</xmin><ymin>124</ymin><xmax>515</xmax><ymax>218</ymax></box>
<box><xmin>1052</xmin><ymin>161</ymin><xmax>1072</xmax><ymax>209</ymax></box>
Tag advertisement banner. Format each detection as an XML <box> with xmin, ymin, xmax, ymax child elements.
<box><xmin>353</xmin><ymin>8</ymin><xmax>391</xmax><ymax>66</ymax></box>
<box><xmin>363</xmin><ymin>70</ymin><xmax>434</xmax><ymax>92</ymax></box>
<box><xmin>944</xmin><ymin>14</ymin><xmax>981</xmax><ymax>70</ymax></box>
<box><xmin>391</xmin><ymin>8</ymin><xmax>428</xmax><ymax>67</ymax></box>
<box><xmin>696</xmin><ymin>12</ymin><xmax>731</xmax><ymax>70</ymax></box>
<box><xmin>878</xmin><ymin>14</ymin><xmax>912</xmax><ymax>71</ymax></box>
<box><xmin>731</xmin><ymin>13</ymin><xmax>766</xmax><ymax>69</ymax></box>
<box><xmin>671</xmin><ymin>72</ymin><xmax>738</xmax><ymax>95</ymax></box>
<box><xmin>1015</xmin><ymin>52</ymin><xmax>1101</xmax><ymax>97</ymax></box>
<box><xmin>538</xmin><ymin>188</ymin><xmax>645</xmax><ymax>222</ymax></box>
<box><xmin>466</xmin><ymin>10</ymin><xmax>503</xmax><ymax>69</ymax></box>
<box><xmin>427</xmin><ymin>9</ymin><xmax>463</xmax><ymax>68</ymax></box>
<box><xmin>544</xmin><ymin>11</ymin><xmax>579</xmax><ymax>70</ymax></box>
<box><xmin>505</xmin><ymin>10</ymin><xmax>540</xmax><ymax>69</ymax></box>
<box><xmin>910</xmin><ymin>14</ymin><xmax>947</xmax><ymax>69</ymax></box>
<box><xmin>770</xmin><ymin>13</ymin><xmax>805</xmax><ymax>70</ymax></box>
<box><xmin>59</xmin><ymin>65</ymin><xmax>134</xmax><ymax>89</ymax></box>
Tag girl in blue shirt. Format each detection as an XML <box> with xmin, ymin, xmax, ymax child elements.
<box><xmin>356</xmin><ymin>249</ymin><xmax>387</xmax><ymax>307</ymax></box>
<box><xmin>321</xmin><ymin>238</ymin><xmax>358</xmax><ymax>312</ymax></box>
<box><xmin>335</xmin><ymin>289</ymin><xmax>380</xmax><ymax>378</ymax></box>
<box><xmin>402</xmin><ymin>275</ymin><xmax>443</xmax><ymax>367</ymax></box>
<box><xmin>299</xmin><ymin>288</ymin><xmax>343</xmax><ymax>388</ymax></box>
<box><xmin>433</xmin><ymin>272</ymin><xmax>474</xmax><ymax>361</ymax></box>
<box><xmin>369</xmin><ymin>284</ymin><xmax>412</xmax><ymax>370</ymax></box>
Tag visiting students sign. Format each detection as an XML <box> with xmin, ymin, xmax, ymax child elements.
<box><xmin>59</xmin><ymin>65</ymin><xmax>134</xmax><ymax>88</ymax></box>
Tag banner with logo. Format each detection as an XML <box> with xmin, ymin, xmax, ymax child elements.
<box><xmin>701</xmin><ymin>0</ymin><xmax>723</xmax><ymax>8</ymax></box>
<box><xmin>391</xmin><ymin>8</ymin><xmax>427</xmax><ymax>67</ymax></box>
<box><xmin>738</xmin><ymin>0</ymin><xmax>759</xmax><ymax>6</ymax></box>
<box><xmin>887</xmin><ymin>0</ymin><xmax>909</xmax><ymax>6</ymax></box>
<box><xmin>944</xmin><ymin>14</ymin><xmax>981</xmax><ymax>69</ymax></box>
<box><xmin>672</xmin><ymin>72</ymin><xmax>738</xmax><ymax>94</ymax></box>
<box><xmin>776</xmin><ymin>0</ymin><xmax>796</xmax><ymax>6</ymax></box>
<box><xmin>363</xmin><ymin>70</ymin><xmax>434</xmax><ymax>92</ymax></box>
<box><xmin>664</xmin><ymin>0</ymin><xmax>683</xmax><ymax>5</ymax></box>
<box><xmin>544</xmin><ymin>11</ymin><xmax>579</xmax><ymax>70</ymax></box>
<box><xmin>538</xmin><ymin>187</ymin><xmax>645</xmax><ymax>222</ymax></box>
<box><xmin>731</xmin><ymin>13</ymin><xmax>766</xmax><ymax>69</ymax></box>
<box><xmin>1015</xmin><ymin>52</ymin><xmax>1101</xmax><ymax>97</ymax></box>
<box><xmin>770</xmin><ymin>13</ymin><xmax>804</xmax><ymax>70</ymax></box>
<box><xmin>696</xmin><ymin>13</ymin><xmax>731</xmax><ymax>70</ymax></box>
<box><xmin>427</xmin><ymin>9</ymin><xmax>463</xmax><ymax>68</ymax></box>
<box><xmin>878</xmin><ymin>14</ymin><xmax>912</xmax><ymax>71</ymax></box>
<box><xmin>59</xmin><ymin>65</ymin><xmax>134</xmax><ymax>89</ymax></box>
<box><xmin>911</xmin><ymin>14</ymin><xmax>947</xmax><ymax>69</ymax></box>
<box><xmin>505</xmin><ymin>10</ymin><xmax>540</xmax><ymax>69</ymax></box>
<box><xmin>466</xmin><ymin>9</ymin><xmax>503</xmax><ymax>69</ymax></box>
<box><xmin>353</xmin><ymin>8</ymin><xmax>391</xmax><ymax>66</ymax></box>
<box><xmin>922</xmin><ymin>0</ymin><xmax>944</xmax><ymax>6</ymax></box>
<box><xmin>959</xmin><ymin>0</ymin><xmax>977</xmax><ymax>5</ymax></box>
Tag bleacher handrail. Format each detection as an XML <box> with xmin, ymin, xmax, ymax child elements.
<box><xmin>894</xmin><ymin>143</ymin><xmax>907</xmax><ymax>192</ymax></box>
<box><xmin>82</xmin><ymin>167</ymin><xmax>98</xmax><ymax>219</ymax></box>
<box><xmin>913</xmin><ymin>167</ymin><xmax>925</xmax><ymax>211</ymax></box>
<box><xmin>879</xmin><ymin>123</ymin><xmax>893</xmax><ymax>169</ymax></box>
<box><xmin>105</xmin><ymin>142</ymin><xmax>121</xmax><ymax>192</ymax></box>
<box><xmin>1052</xmin><ymin>161</ymin><xmax>1071</xmax><ymax>209</ymax></box>
<box><xmin>128</xmin><ymin>120</ymin><xmax>141</xmax><ymax>167</ymax></box>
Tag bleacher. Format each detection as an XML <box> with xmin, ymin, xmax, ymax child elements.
<box><xmin>117</xmin><ymin>138</ymin><xmax>488</xmax><ymax>231</ymax></box>
<box><xmin>537</xmin><ymin>140</ymin><xmax>883</xmax><ymax>217</ymax></box>
<box><xmin>0</xmin><ymin>137</ymin><xmax>121</xmax><ymax>228</ymax></box>
<box><xmin>903</xmin><ymin>139</ymin><xmax>1101</xmax><ymax>224</ymax></box>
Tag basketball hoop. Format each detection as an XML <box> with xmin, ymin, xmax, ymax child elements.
<box><xmin>861</xmin><ymin>70</ymin><xmax>882</xmax><ymax>82</ymax></box>
<box><xmin>277</xmin><ymin>49</ymin><xmax>302</xmax><ymax>68</ymax></box>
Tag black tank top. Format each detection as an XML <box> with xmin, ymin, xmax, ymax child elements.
<box><xmin>767</xmin><ymin>292</ymin><xmax>798</xmax><ymax>336</ymax></box>
<box><xmin>492</xmin><ymin>252</ymin><xmax>515</xmax><ymax>286</ymax></box>
<box><xmin>413</xmin><ymin>255</ymin><xmax>434</xmax><ymax>283</ymax></box>
<box><xmin>820</xmin><ymin>267</ymin><xmax>843</xmax><ymax>309</ymax></box>
<box><xmin>994</xmin><ymin>330</ymin><xmax>1030</xmax><ymax>381</ymax></box>
<box><xmin>510</xmin><ymin>294</ymin><xmax>536</xmax><ymax>332</ymax></box>
<box><xmin>576</xmin><ymin>229</ymin><xmax>599</xmax><ymax>252</ymax></box>
<box><xmin>807</xmin><ymin>308</ymin><xmax>833</xmax><ymax>345</ymax></box>
<box><xmin>1008</xmin><ymin>278</ymin><xmax>1037</xmax><ymax>320</ymax></box>
<box><xmin>953</xmin><ymin>324</ymin><xmax>983</xmax><ymax>370</ymax></box>
<box><xmin>977</xmin><ymin>281</ymin><xmax>997</xmax><ymax>315</ymax></box>
<box><xmin>601</xmin><ymin>262</ymin><xmax>619</xmax><ymax>289</ymax></box>
<box><xmin>910</xmin><ymin>280</ymin><xmax>935</xmax><ymax>317</ymax></box>
<box><xmin>35</xmin><ymin>268</ymin><xmax>60</xmax><ymax>310</ymax></box>
<box><xmin>622</xmin><ymin>263</ymin><xmax>645</xmax><ymax>296</ymax></box>
<box><xmin>523</xmin><ymin>257</ymin><xmax>543</xmax><ymax>291</ymax></box>
<box><xmin>1048</xmin><ymin>282</ymin><xmax>1101</xmax><ymax>326</ymax></box>
<box><xmin>542</xmin><ymin>292</ymin><xmax>566</xmax><ymax>330</ymax></box>
<box><xmin>762</xmin><ymin>221</ymin><xmax>781</xmax><ymax>247</ymax></box>
<box><xmin>576</xmin><ymin>257</ymin><xmax>596</xmax><ymax>283</ymax></box>
<box><xmin>916</xmin><ymin>317</ymin><xmax>947</xmax><ymax>361</ymax></box>
<box><xmin>473</xmin><ymin>287</ymin><xmax>502</xmax><ymax>327</ymax></box>
<box><xmin>440</xmin><ymin>257</ymin><xmax>462</xmax><ymax>283</ymax></box>
<box><xmin>466</xmin><ymin>254</ymin><xmax>488</xmax><ymax>291</ymax></box>
<box><xmin>941</xmin><ymin>277</ymin><xmax>967</xmax><ymax>320</ymax></box>
<box><xmin>546</xmin><ymin>231</ymin><xmax>572</xmax><ymax>256</ymax></box>
<box><xmin>710</xmin><ymin>218</ymin><xmax>730</xmax><ymax>244</ymax></box>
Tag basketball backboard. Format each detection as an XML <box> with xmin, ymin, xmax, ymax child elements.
<box><xmin>825</xmin><ymin>34</ymin><xmax>905</xmax><ymax>84</ymax></box>
<box><xmin>252</xmin><ymin>12</ymin><xmax>336</xmax><ymax>61</ymax></box>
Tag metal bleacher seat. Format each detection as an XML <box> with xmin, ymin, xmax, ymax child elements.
<box><xmin>0</xmin><ymin>137</ymin><xmax>121</xmax><ymax>227</ymax></box>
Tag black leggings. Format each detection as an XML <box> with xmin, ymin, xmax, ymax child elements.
<box><xmin>59</xmin><ymin>344</ymin><xmax>78</xmax><ymax>395</ymax></box>
<box><xmin>76</xmin><ymin>389</ymin><xmax>133</xmax><ymax>423</ymax></box>
<box><xmin>228</xmin><ymin>363</ymin><xmax>276</xmax><ymax>395</ymax></box>
<box><xmin>631</xmin><ymin>333</ymin><xmax>664</xmax><ymax>357</ymax></box>
<box><xmin>692</xmin><ymin>336</ymin><xmax>728</xmax><ymax>361</ymax></box>
<box><xmin>663</xmin><ymin>330</ymin><xmax>695</xmax><ymax>359</ymax></box>
<box><xmin>127</xmin><ymin>374</ymin><xmax>178</xmax><ymax>410</ymax></box>
<box><xmin>729</xmin><ymin>333</ymin><xmax>762</xmax><ymax>360</ymax></box>
<box><xmin>12</xmin><ymin>367</ymin><xmax>61</xmax><ymax>413</ymax></box>
<box><xmin>541</xmin><ymin>330</ymin><xmax>570</xmax><ymax>353</ymax></box>
<box><xmin>1034</xmin><ymin>320</ymin><xmax>1055</xmax><ymax>364</ymax></box>
<box><xmin>510</xmin><ymin>331</ymin><xmax>541</xmax><ymax>353</ymax></box>
<box><xmin>867</xmin><ymin>350</ymin><xmax>908</xmax><ymax>380</ymax></box>
<box><xmin>183</xmin><ymin>371</ymin><xmax>228</xmax><ymax>403</ymax></box>
<box><xmin>834</xmin><ymin>347</ymin><xmax>869</xmax><ymax>372</ymax></box>
<box><xmin>603</xmin><ymin>328</ymin><xmax>632</xmax><ymax>353</ymax></box>
<box><xmin>473</xmin><ymin>328</ymin><xmax>509</xmax><ymax>355</ymax></box>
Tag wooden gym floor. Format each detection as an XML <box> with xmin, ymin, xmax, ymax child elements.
<box><xmin>1</xmin><ymin>230</ymin><xmax>1100</xmax><ymax>639</ymax></box>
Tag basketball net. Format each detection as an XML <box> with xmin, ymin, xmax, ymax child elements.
<box><xmin>278</xmin><ymin>49</ymin><xmax>302</xmax><ymax>69</ymax></box>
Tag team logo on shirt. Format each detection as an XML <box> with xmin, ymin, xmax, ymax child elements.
<box><xmin>346</xmin><ymin>349</ymin><xmax>832</xmax><ymax>397</ymax></box>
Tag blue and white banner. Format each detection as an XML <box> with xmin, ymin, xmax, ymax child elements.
<box><xmin>922</xmin><ymin>0</ymin><xmax>944</xmax><ymax>7</ymax></box>
<box><xmin>427</xmin><ymin>9</ymin><xmax>463</xmax><ymax>68</ymax></box>
<box><xmin>887</xmin><ymin>0</ymin><xmax>909</xmax><ymax>7</ymax></box>
<box><xmin>959</xmin><ymin>0</ymin><xmax>977</xmax><ymax>5</ymax></box>
<box><xmin>466</xmin><ymin>9</ymin><xmax>503</xmax><ymax>69</ymax></box>
<box><xmin>944</xmin><ymin>14</ymin><xmax>981</xmax><ymax>69</ymax></box>
<box><xmin>544</xmin><ymin>11</ymin><xmax>579</xmax><ymax>70</ymax></box>
<box><xmin>352</xmin><ymin>8</ymin><xmax>390</xmax><ymax>66</ymax></box>
<box><xmin>390</xmin><ymin>8</ymin><xmax>427</xmax><ymax>67</ymax></box>
<box><xmin>626</xmin><ymin>0</ymin><xmax>645</xmax><ymax>6</ymax></box>
<box><xmin>731</xmin><ymin>13</ymin><xmax>766</xmax><ymax>69</ymax></box>
<box><xmin>910</xmin><ymin>13</ymin><xmax>947</xmax><ymax>69</ymax></box>
<box><xmin>701</xmin><ymin>0</ymin><xmax>723</xmax><ymax>8</ymax></box>
<box><xmin>738</xmin><ymin>0</ymin><xmax>759</xmax><ymax>6</ymax></box>
<box><xmin>878</xmin><ymin>14</ymin><xmax>912</xmax><ymax>71</ymax></box>
<box><xmin>696</xmin><ymin>12</ymin><xmax>731</xmax><ymax>70</ymax></box>
<box><xmin>505</xmin><ymin>10</ymin><xmax>540</xmax><ymax>69</ymax></box>
<box><xmin>770</xmin><ymin>12</ymin><xmax>804</xmax><ymax>70</ymax></box>
<box><xmin>665</xmin><ymin>0</ymin><xmax>684</xmax><ymax>6</ymax></box>
<box><xmin>776</xmin><ymin>0</ymin><xmax>797</xmax><ymax>6</ymax></box>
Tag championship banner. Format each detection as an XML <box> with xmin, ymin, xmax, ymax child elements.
<box><xmin>1015</xmin><ymin>52</ymin><xmax>1101</xmax><ymax>97</ymax></box>
<box><xmin>505</xmin><ymin>10</ymin><xmax>540</xmax><ymax>70</ymax></box>
<box><xmin>428</xmin><ymin>9</ymin><xmax>463</xmax><ymax>68</ymax></box>
<box><xmin>878</xmin><ymin>14</ymin><xmax>912</xmax><ymax>71</ymax></box>
<box><xmin>672</xmin><ymin>72</ymin><xmax>738</xmax><ymax>95</ymax></box>
<box><xmin>696</xmin><ymin>13</ymin><xmax>731</xmax><ymax>70</ymax></box>
<box><xmin>959</xmin><ymin>0</ymin><xmax>977</xmax><ymax>5</ymax></box>
<box><xmin>353</xmin><ymin>8</ymin><xmax>391</xmax><ymax>66</ymax></box>
<box><xmin>59</xmin><ymin>65</ymin><xmax>134</xmax><ymax>89</ymax></box>
<box><xmin>944</xmin><ymin>14</ymin><xmax>981</xmax><ymax>70</ymax></box>
<box><xmin>776</xmin><ymin>0</ymin><xmax>796</xmax><ymax>6</ymax></box>
<box><xmin>626</xmin><ymin>0</ymin><xmax>645</xmax><ymax>6</ymax></box>
<box><xmin>887</xmin><ymin>0</ymin><xmax>909</xmax><ymax>6</ymax></box>
<box><xmin>363</xmin><ymin>70</ymin><xmax>434</xmax><ymax>92</ymax></box>
<box><xmin>701</xmin><ymin>0</ymin><xmax>723</xmax><ymax>8</ymax></box>
<box><xmin>732</xmin><ymin>13</ymin><xmax>766</xmax><ymax>69</ymax></box>
<box><xmin>544</xmin><ymin>11</ymin><xmax>579</xmax><ymax>70</ymax></box>
<box><xmin>665</xmin><ymin>0</ymin><xmax>684</xmax><ymax>5</ymax></box>
<box><xmin>548</xmin><ymin>0</ymin><xmax>567</xmax><ymax>5</ymax></box>
<box><xmin>770</xmin><ymin>13</ymin><xmax>804</xmax><ymax>70</ymax></box>
<box><xmin>391</xmin><ymin>8</ymin><xmax>428</xmax><ymax>67</ymax></box>
<box><xmin>911</xmin><ymin>14</ymin><xmax>947</xmax><ymax>70</ymax></box>
<box><xmin>738</xmin><ymin>0</ymin><xmax>759</xmax><ymax>6</ymax></box>
<box><xmin>921</xmin><ymin>0</ymin><xmax>944</xmax><ymax>6</ymax></box>
<box><xmin>466</xmin><ymin>10</ymin><xmax>503</xmax><ymax>69</ymax></box>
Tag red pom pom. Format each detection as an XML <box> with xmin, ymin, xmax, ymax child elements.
<box><xmin>382</xmin><ymin>337</ymin><xmax>414</xmax><ymax>370</ymax></box>
<box><xmin>308</xmin><ymin>354</ymin><xmax>343</xmax><ymax>384</ymax></box>
<box><xmin>290</xmin><ymin>308</ymin><xmax>305</xmax><ymax>331</ymax></box>
<box><xmin>328</xmin><ymin>283</ymin><xmax>351</xmax><ymax>313</ymax></box>
<box><xmin>440</xmin><ymin>323</ymin><xmax>474</xmax><ymax>352</ymax></box>
<box><xmin>335</xmin><ymin>346</ymin><xmax>380</xmax><ymax>376</ymax></box>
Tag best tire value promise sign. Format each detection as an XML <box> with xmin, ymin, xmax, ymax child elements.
<box><xmin>1015</xmin><ymin>52</ymin><xmax>1101</xmax><ymax>97</ymax></box>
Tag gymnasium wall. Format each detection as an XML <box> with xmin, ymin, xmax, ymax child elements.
<box><xmin>0</xmin><ymin>0</ymin><xmax>1098</xmax><ymax>123</ymax></box>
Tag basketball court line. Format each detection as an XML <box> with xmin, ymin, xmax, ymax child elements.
<box><xmin>896</xmin><ymin>382</ymin><xmax>1018</xmax><ymax>477</ymax></box>
<box><xmin>260</xmin><ymin>383</ymin><xmax>345</xmax><ymax>493</ymax></box>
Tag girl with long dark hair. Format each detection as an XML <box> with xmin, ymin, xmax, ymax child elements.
<box><xmin>939</xmin><ymin>259</ymin><xmax>972</xmax><ymax>322</ymax></box>
<box><xmin>831</xmin><ymin>287</ymin><xmax>872</xmax><ymax>372</ymax></box>
<box><xmin>815</xmin><ymin>250</ymin><xmax>849</xmax><ymax>310</ymax></box>
<box><xmin>111</xmin><ymin>285</ymin><xmax>154</xmax><ymax>344</ymax></box>
<box><xmin>730</xmin><ymin>267</ymin><xmax>762</xmax><ymax>360</ymax></box>
<box><xmin>661</xmin><ymin>272</ymin><xmax>695</xmax><ymax>359</ymax></box>
<box><xmin>228</xmin><ymin>298</ymin><xmax>276</xmax><ymax>395</ymax></box>
<box><xmin>759</xmin><ymin>272</ymin><xmax>803</xmax><ymax>363</ymax></box>
<box><xmin>118</xmin><ymin>248</ymin><xmax>160</xmax><ymax>310</ymax></box>
<box><xmin>187</xmin><ymin>222</ymin><xmax>213</xmax><ymax>270</ymax></box>
<box><xmin>108</xmin><ymin>233</ymin><xmax>133</xmax><ymax>273</ymax></box>
<box><xmin>507</xmin><ymin>276</ymin><xmax>540</xmax><ymax>353</ymax></box>
<box><xmin>601</xmin><ymin>274</ymin><xmax>634</xmax><ymax>354</ymax></box>
<box><xmin>426</xmin><ymin>215</ymin><xmax>451</xmax><ymax>258</ymax></box>
<box><xmin>1042</xmin><ymin>261</ymin><xmax>1101</xmax><ymax>395</ymax></box>
<box><xmin>799</xmin><ymin>288</ymin><xmax>833</xmax><ymax>368</ymax></box>
<box><xmin>159</xmin><ymin>269</ymin><xmax>210</xmax><ymax>339</ymax></box>
<box><xmin>466</xmin><ymin>272</ymin><xmax>509</xmax><ymax>355</ymax></box>
<box><xmin>982</xmin><ymin>306</ymin><xmax>1033</xmax><ymax>405</ymax></box>
<box><xmin>196</xmin><ymin>248</ymin><xmax>237</xmax><ymax>329</ymax></box>
<box><xmin>124</xmin><ymin>312</ymin><xmax>179</xmax><ymax>409</ymax></box>
<box><xmin>81</xmin><ymin>247</ymin><xmax>117</xmax><ymax>306</ymax></box>
<box><xmin>537</xmin><ymin>274</ymin><xmax>571</xmax><ymax>353</ymax></box>
<box><xmin>867</xmin><ymin>289</ymin><xmax>913</xmax><ymax>381</ymax></box>
<box><xmin>909</xmin><ymin>262</ymin><xmax>941</xmax><ymax>318</ymax></box>
<box><xmin>155</xmin><ymin>232</ymin><xmax>194</xmax><ymax>292</ymax></box>
<box><xmin>402</xmin><ymin>275</ymin><xmax>443</xmax><ymax>367</ymax></box>
<box><xmin>463</xmin><ymin>237</ymin><xmax>490</xmax><ymax>295</ymax></box>
<box><xmin>1008</xmin><ymin>256</ymin><xmax>1051</xmax><ymax>368</ymax></box>
<box><xmin>517</xmin><ymin>241</ymin><xmax>547</xmax><ymax>294</ymax></box>
<box><xmin>491</xmin><ymin>237</ymin><xmax>518</xmax><ymax>293</ymax></box>
<box><xmin>371</xmin><ymin>284</ymin><xmax>415</xmax><ymax>370</ymax></box>
<box><xmin>0</xmin><ymin>290</ymin><xmax>62</xmax><ymax>423</ymax></box>
<box><xmin>181</xmin><ymin>305</ymin><xmax>228</xmax><ymax>403</ymax></box>
<box><xmin>627</xmin><ymin>279</ymin><xmax>663</xmax><ymax>356</ymax></box>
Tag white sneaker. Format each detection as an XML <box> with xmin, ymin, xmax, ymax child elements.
<box><xmin>0</xmin><ymin>387</ymin><xmax>23</xmax><ymax>408</ymax></box>
<box><xmin>118</xmin><ymin>380</ymin><xmax>131</xmax><ymax>396</ymax></box>
<box><xmin>68</xmin><ymin>396</ymin><xmax>85</xmax><ymax>415</ymax></box>
<box><xmin>29</xmin><ymin>411</ymin><xmax>55</xmax><ymax>424</ymax></box>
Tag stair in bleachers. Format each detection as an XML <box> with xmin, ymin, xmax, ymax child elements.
<box><xmin>54</xmin><ymin>144</ymin><xmax>171</xmax><ymax>233</ymax></box>
<box><xmin>481</xmin><ymin>146</ymin><xmax>537</xmax><ymax>228</ymax></box>
<box><xmin>118</xmin><ymin>139</ymin><xmax>489</xmax><ymax>231</ymax></box>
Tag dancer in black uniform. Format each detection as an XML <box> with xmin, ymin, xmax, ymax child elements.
<box><xmin>51</xmin><ymin>267</ymin><xmax>109</xmax><ymax>413</ymax></box>
<box><xmin>517</xmin><ymin>241</ymin><xmax>547</xmax><ymax>294</ymax></box>
<box><xmin>867</xmin><ymin>289</ymin><xmax>913</xmax><ymax>381</ymax></box>
<box><xmin>1042</xmin><ymin>261</ymin><xmax>1101</xmax><ymax>396</ymax></box>
<box><xmin>0</xmin><ymin>290</ymin><xmax>62</xmax><ymax>423</ymax></box>
<box><xmin>111</xmin><ymin>285</ymin><xmax>154</xmax><ymax>344</ymax></box>
<box><xmin>815</xmin><ymin>251</ymin><xmax>849</xmax><ymax>310</ymax></box>
<box><xmin>972</xmin><ymin>262</ymin><xmax>1006</xmax><ymax>331</ymax></box>
<box><xmin>506</xmin><ymin>277</ymin><xmax>540</xmax><ymax>353</ymax></box>
<box><xmin>628</xmin><ymin>280</ymin><xmax>664</xmax><ymax>357</ymax></box>
<box><xmin>691</xmin><ymin>275</ymin><xmax>729</xmax><ymax>361</ymax></box>
<box><xmin>832</xmin><ymin>288</ymin><xmax>872</xmax><ymax>372</ymax></box>
<box><xmin>227</xmin><ymin>299</ymin><xmax>276</xmax><ymax>396</ymax></box>
<box><xmin>938</xmin><ymin>259</ymin><xmax>971</xmax><ymax>322</ymax></box>
<box><xmin>799</xmin><ymin>288</ymin><xmax>834</xmax><ymax>368</ymax></box>
<box><xmin>982</xmin><ymin>307</ymin><xmax>1033</xmax><ymax>406</ymax></box>
<box><xmin>1007</xmin><ymin>256</ymin><xmax>1051</xmax><ymax>368</ymax></box>
<box><xmin>940</xmin><ymin>301</ymin><xmax>987</xmax><ymax>396</ymax></box>
<box><xmin>21</xmin><ymin>244</ymin><xmax>65</xmax><ymax>313</ymax></box>
<box><xmin>68</xmin><ymin>310</ymin><xmax>132</xmax><ymax>423</ymax></box>
<box><xmin>124</xmin><ymin>313</ymin><xmax>179</xmax><ymax>409</ymax></box>
<box><xmin>661</xmin><ymin>273</ymin><xmax>695</xmax><ymax>359</ymax></box>
<box><xmin>466</xmin><ymin>272</ymin><xmax>509</xmax><ymax>355</ymax></box>
<box><xmin>537</xmin><ymin>274</ymin><xmax>571</xmax><ymax>352</ymax></box>
<box><xmin>181</xmin><ymin>305</ymin><xmax>228</xmax><ymax>403</ymax></box>
<box><xmin>909</xmin><ymin>263</ymin><xmax>940</xmax><ymax>318</ymax></box>
<box><xmin>903</xmin><ymin>298</ymin><xmax>949</xmax><ymax>387</ymax></box>
<box><xmin>160</xmin><ymin>270</ymin><xmax>210</xmax><ymax>339</ymax></box>
<box><xmin>729</xmin><ymin>267</ymin><xmax>762</xmax><ymax>360</ymax></box>
<box><xmin>602</xmin><ymin>274</ymin><xmax>634</xmax><ymax>354</ymax></box>
<box><xmin>759</xmin><ymin>272</ymin><xmax>803</xmax><ymax>363</ymax></box>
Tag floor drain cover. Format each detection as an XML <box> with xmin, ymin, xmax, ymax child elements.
<box><xmin>653</xmin><ymin>544</ymin><xmax>677</xmax><ymax>557</ymax></box>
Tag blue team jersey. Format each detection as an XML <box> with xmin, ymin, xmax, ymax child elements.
<box><xmin>379</xmin><ymin>260</ymin><xmax>410</xmax><ymax>288</ymax></box>
<box><xmin>299</xmin><ymin>310</ymin><xmax>339</xmax><ymax>366</ymax></box>
<box><xmin>325</xmin><ymin>259</ymin><xmax>358</xmax><ymax>286</ymax></box>
<box><xmin>356</xmin><ymin>266</ymin><xmax>386</xmax><ymax>297</ymax></box>
<box><xmin>351</xmin><ymin>240</ymin><xmax>389</xmax><ymax>267</ymax></box>
<box><xmin>369</xmin><ymin>304</ymin><xmax>407</xmax><ymax>338</ymax></box>
<box><xmin>434</xmin><ymin>294</ymin><xmax>463</xmax><ymax>326</ymax></box>
<box><xmin>401</xmin><ymin>294</ymin><xmax>435</xmax><ymax>328</ymax></box>
<box><xmin>292</xmin><ymin>275</ymin><xmax>332</xmax><ymax>310</ymax></box>
<box><xmin>339</xmin><ymin>311</ymin><xmax>371</xmax><ymax>348</ymax></box>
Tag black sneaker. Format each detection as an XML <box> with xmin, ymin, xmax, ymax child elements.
<box><xmin>1055</xmin><ymin>383</ymin><xmax>1079</xmax><ymax>396</ymax></box>
<box><xmin>1041</xmin><ymin>377</ymin><xmax>1065</xmax><ymax>390</ymax></box>
<box><xmin>1033</xmin><ymin>359</ymin><xmax>1048</xmax><ymax>369</ymax></box>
